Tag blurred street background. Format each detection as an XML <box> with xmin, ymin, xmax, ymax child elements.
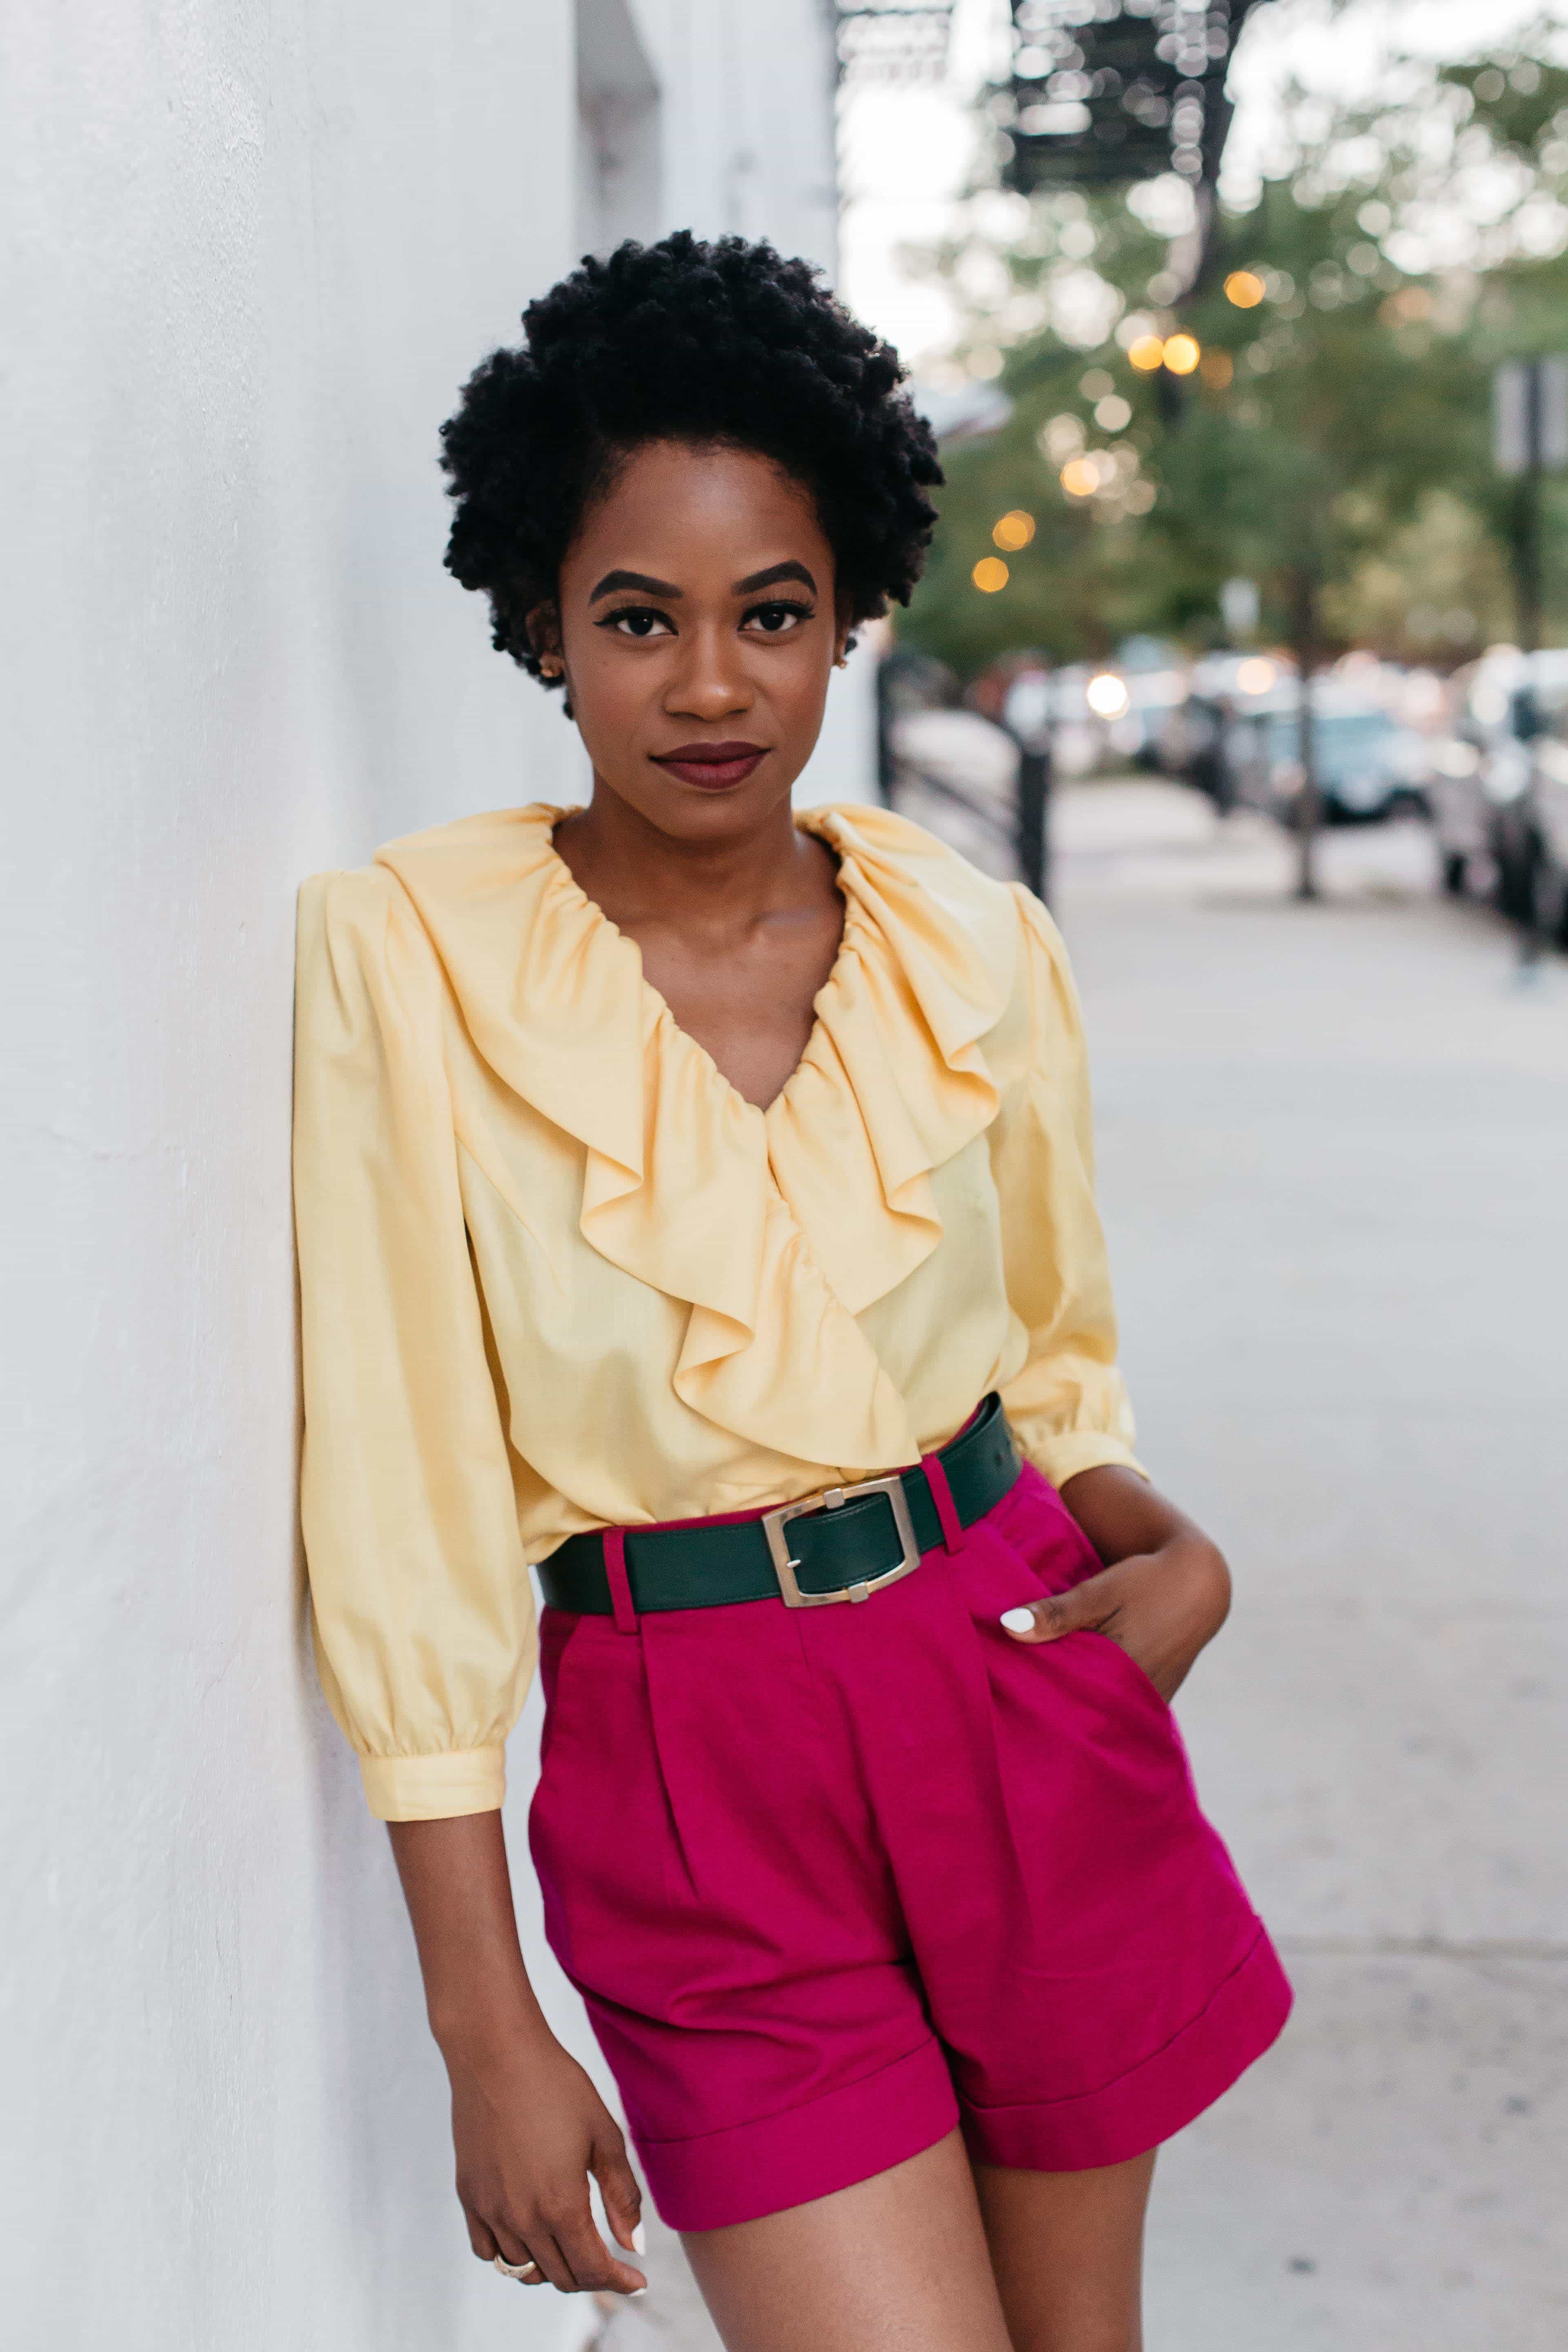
<box><xmin>608</xmin><ymin>1</ymin><xmax>1568</xmax><ymax>2345</ymax></box>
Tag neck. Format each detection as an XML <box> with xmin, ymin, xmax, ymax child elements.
<box><xmin>554</xmin><ymin>782</ymin><xmax>825</xmax><ymax>931</ymax></box>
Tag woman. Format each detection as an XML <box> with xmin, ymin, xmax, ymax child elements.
<box><xmin>294</xmin><ymin>233</ymin><xmax>1290</xmax><ymax>2351</ymax></box>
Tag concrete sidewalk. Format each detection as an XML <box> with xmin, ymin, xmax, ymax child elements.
<box><xmin>1056</xmin><ymin>791</ymin><xmax>1568</xmax><ymax>2349</ymax></box>
<box><xmin>601</xmin><ymin>787</ymin><xmax>1568</xmax><ymax>2350</ymax></box>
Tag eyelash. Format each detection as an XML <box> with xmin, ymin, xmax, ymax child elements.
<box><xmin>596</xmin><ymin>598</ymin><xmax>815</xmax><ymax>640</ymax></box>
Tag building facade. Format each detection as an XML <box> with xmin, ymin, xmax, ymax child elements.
<box><xmin>3</xmin><ymin>7</ymin><xmax>862</xmax><ymax>2348</ymax></box>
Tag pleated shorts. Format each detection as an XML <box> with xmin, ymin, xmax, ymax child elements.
<box><xmin>528</xmin><ymin>1460</ymin><xmax>1292</xmax><ymax>2231</ymax></box>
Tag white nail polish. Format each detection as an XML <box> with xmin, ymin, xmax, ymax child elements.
<box><xmin>1000</xmin><ymin>1606</ymin><xmax>1036</xmax><ymax>1633</ymax></box>
<box><xmin>631</xmin><ymin>2223</ymin><xmax>647</xmax><ymax>2254</ymax></box>
<box><xmin>630</xmin><ymin>2287</ymin><xmax>648</xmax><ymax>2299</ymax></box>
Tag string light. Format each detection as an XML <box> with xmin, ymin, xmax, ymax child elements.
<box><xmin>992</xmin><ymin>510</ymin><xmax>1036</xmax><ymax>551</ymax></box>
<box><xmin>972</xmin><ymin>557</ymin><xmax>1009</xmax><ymax>592</ymax></box>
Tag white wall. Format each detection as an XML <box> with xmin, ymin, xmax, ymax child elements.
<box><xmin>4</xmin><ymin>9</ymin><xmax>575</xmax><ymax>2352</ymax></box>
<box><xmin>1</xmin><ymin>6</ymin><xmax>870</xmax><ymax>2347</ymax></box>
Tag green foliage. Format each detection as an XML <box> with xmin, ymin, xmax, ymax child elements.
<box><xmin>902</xmin><ymin>27</ymin><xmax>1568</xmax><ymax>678</ymax></box>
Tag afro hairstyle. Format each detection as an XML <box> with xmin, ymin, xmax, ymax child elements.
<box><xmin>439</xmin><ymin>232</ymin><xmax>942</xmax><ymax>692</ymax></box>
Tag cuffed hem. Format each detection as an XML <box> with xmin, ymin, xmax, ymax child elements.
<box><xmin>960</xmin><ymin>1928</ymin><xmax>1293</xmax><ymax>2173</ymax></box>
<box><xmin>632</xmin><ymin>2039</ymin><xmax>960</xmax><ymax>2232</ymax></box>
<box><xmin>358</xmin><ymin>1744</ymin><xmax>506</xmax><ymax>1821</ymax></box>
<box><xmin>1019</xmin><ymin>1429</ymin><xmax>1149</xmax><ymax>1489</ymax></box>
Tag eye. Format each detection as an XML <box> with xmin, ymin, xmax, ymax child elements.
<box><xmin>597</xmin><ymin>605</ymin><xmax>675</xmax><ymax>639</ymax></box>
<box><xmin>742</xmin><ymin>599</ymin><xmax>814</xmax><ymax>635</ymax></box>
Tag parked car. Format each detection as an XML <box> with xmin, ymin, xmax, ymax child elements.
<box><xmin>1223</xmin><ymin>692</ymin><xmax>1429</xmax><ymax>824</ymax></box>
<box><xmin>1423</xmin><ymin>733</ymin><xmax>1491</xmax><ymax>893</ymax></box>
<box><xmin>1522</xmin><ymin>704</ymin><xmax>1568</xmax><ymax>946</ymax></box>
<box><xmin>1429</xmin><ymin>646</ymin><xmax>1568</xmax><ymax>916</ymax></box>
<box><xmin>1179</xmin><ymin>653</ymin><xmax>1296</xmax><ymax>809</ymax></box>
<box><xmin>1113</xmin><ymin>637</ymin><xmax>1190</xmax><ymax>771</ymax></box>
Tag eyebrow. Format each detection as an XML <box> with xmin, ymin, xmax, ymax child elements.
<box><xmin>589</xmin><ymin>569</ymin><xmax>684</xmax><ymax>602</ymax></box>
<box><xmin>588</xmin><ymin>560</ymin><xmax>820</xmax><ymax>604</ymax></box>
<box><xmin>734</xmin><ymin>561</ymin><xmax>817</xmax><ymax>595</ymax></box>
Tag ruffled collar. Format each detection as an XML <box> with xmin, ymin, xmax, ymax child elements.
<box><xmin>376</xmin><ymin>801</ymin><xmax>1020</xmax><ymax>1471</ymax></box>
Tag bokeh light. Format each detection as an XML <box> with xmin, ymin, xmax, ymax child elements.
<box><xmin>1200</xmin><ymin>350</ymin><xmax>1234</xmax><ymax>389</ymax></box>
<box><xmin>971</xmin><ymin>557</ymin><xmax>1009</xmax><ymax>592</ymax></box>
<box><xmin>1060</xmin><ymin>458</ymin><xmax>1100</xmax><ymax>498</ymax></box>
<box><xmin>1224</xmin><ymin>270</ymin><xmax>1265</xmax><ymax>308</ymax></box>
<box><xmin>992</xmin><ymin>510</ymin><xmax>1036</xmax><ymax>551</ymax></box>
<box><xmin>1235</xmin><ymin>657</ymin><xmax>1279</xmax><ymax>694</ymax></box>
<box><xmin>1085</xmin><ymin>672</ymin><xmax>1130</xmax><ymax>718</ymax></box>
<box><xmin>1163</xmin><ymin>333</ymin><xmax>1200</xmax><ymax>375</ymax></box>
<box><xmin>1094</xmin><ymin>393</ymin><xmax>1132</xmax><ymax>430</ymax></box>
<box><xmin>1127</xmin><ymin>334</ymin><xmax>1165</xmax><ymax>372</ymax></box>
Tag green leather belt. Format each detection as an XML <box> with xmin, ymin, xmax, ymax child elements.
<box><xmin>538</xmin><ymin>1392</ymin><xmax>1020</xmax><ymax>1615</ymax></box>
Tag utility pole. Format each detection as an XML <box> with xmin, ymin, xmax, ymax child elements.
<box><xmin>1291</xmin><ymin>559</ymin><xmax>1321</xmax><ymax>902</ymax></box>
<box><xmin>1493</xmin><ymin>357</ymin><xmax>1567</xmax><ymax>653</ymax></box>
<box><xmin>1493</xmin><ymin>358</ymin><xmax>1567</xmax><ymax>961</ymax></box>
<box><xmin>1001</xmin><ymin>662</ymin><xmax>1054</xmax><ymax>907</ymax></box>
<box><xmin>1016</xmin><ymin>740</ymin><xmax>1051</xmax><ymax>907</ymax></box>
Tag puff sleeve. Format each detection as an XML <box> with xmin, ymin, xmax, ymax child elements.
<box><xmin>992</xmin><ymin>886</ymin><xmax>1146</xmax><ymax>1488</ymax></box>
<box><xmin>293</xmin><ymin>868</ymin><xmax>535</xmax><ymax>1820</ymax></box>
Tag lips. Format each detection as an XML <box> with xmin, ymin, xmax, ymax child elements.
<box><xmin>650</xmin><ymin>740</ymin><xmax>768</xmax><ymax>791</ymax></box>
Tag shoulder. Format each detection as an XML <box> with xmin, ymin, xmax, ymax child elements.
<box><xmin>299</xmin><ymin>803</ymin><xmax>564</xmax><ymax>977</ymax></box>
<box><xmin>804</xmin><ymin>801</ymin><xmax>1031</xmax><ymax>982</ymax></box>
<box><xmin>294</xmin><ymin>861</ymin><xmax>445</xmax><ymax>1061</ymax></box>
<box><xmin>805</xmin><ymin>806</ymin><xmax>1090</xmax><ymax>1084</ymax></box>
<box><xmin>296</xmin><ymin>861</ymin><xmax>419</xmax><ymax>994</ymax></box>
<box><xmin>297</xmin><ymin>859</ymin><xmax>400</xmax><ymax>942</ymax></box>
<box><xmin>806</xmin><ymin>800</ymin><xmax>1016</xmax><ymax>905</ymax></box>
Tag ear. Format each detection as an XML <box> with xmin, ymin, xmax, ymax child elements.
<box><xmin>525</xmin><ymin>602</ymin><xmax>564</xmax><ymax>677</ymax></box>
<box><xmin>833</xmin><ymin>595</ymin><xmax>855</xmax><ymax>672</ymax></box>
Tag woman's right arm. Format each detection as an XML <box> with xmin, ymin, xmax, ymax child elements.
<box><xmin>294</xmin><ymin>876</ymin><xmax>642</xmax><ymax>2296</ymax></box>
<box><xmin>389</xmin><ymin>1811</ymin><xmax>646</xmax><ymax>2298</ymax></box>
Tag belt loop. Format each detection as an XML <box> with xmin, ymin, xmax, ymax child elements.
<box><xmin>602</xmin><ymin>1528</ymin><xmax>640</xmax><ymax>1634</ymax></box>
<box><xmin>920</xmin><ymin>1452</ymin><xmax>966</xmax><ymax>1556</ymax></box>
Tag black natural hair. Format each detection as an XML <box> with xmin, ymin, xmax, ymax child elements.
<box><xmin>439</xmin><ymin>232</ymin><xmax>943</xmax><ymax>693</ymax></box>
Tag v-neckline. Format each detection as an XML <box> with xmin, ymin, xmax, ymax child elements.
<box><xmin>542</xmin><ymin>809</ymin><xmax>855</xmax><ymax>1123</ymax></box>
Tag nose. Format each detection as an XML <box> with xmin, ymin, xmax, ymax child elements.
<box><xmin>663</xmin><ymin>618</ymin><xmax>754</xmax><ymax>723</ymax></box>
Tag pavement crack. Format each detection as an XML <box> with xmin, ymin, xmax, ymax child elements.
<box><xmin>1278</xmin><ymin>1934</ymin><xmax>1568</xmax><ymax>1962</ymax></box>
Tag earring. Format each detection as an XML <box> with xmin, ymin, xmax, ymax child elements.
<box><xmin>834</xmin><ymin>654</ymin><xmax>849</xmax><ymax>670</ymax></box>
<box><xmin>539</xmin><ymin>655</ymin><xmax>564</xmax><ymax>679</ymax></box>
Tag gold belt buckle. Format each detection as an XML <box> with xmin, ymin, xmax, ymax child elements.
<box><xmin>761</xmin><ymin>1474</ymin><xmax>923</xmax><ymax>1608</ymax></box>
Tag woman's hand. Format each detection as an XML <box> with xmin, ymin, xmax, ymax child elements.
<box><xmin>1001</xmin><ymin>1466</ymin><xmax>1232</xmax><ymax>1701</ymax></box>
<box><xmin>444</xmin><ymin>2022</ymin><xmax>647</xmax><ymax>2296</ymax></box>
<box><xmin>387</xmin><ymin>1812</ymin><xmax>646</xmax><ymax>2299</ymax></box>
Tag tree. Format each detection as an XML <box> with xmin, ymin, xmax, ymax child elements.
<box><xmin>901</xmin><ymin>27</ymin><xmax>1568</xmax><ymax>683</ymax></box>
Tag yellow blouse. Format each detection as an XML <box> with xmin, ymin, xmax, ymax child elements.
<box><xmin>294</xmin><ymin>802</ymin><xmax>1142</xmax><ymax>1822</ymax></box>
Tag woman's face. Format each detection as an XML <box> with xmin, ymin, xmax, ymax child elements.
<box><xmin>544</xmin><ymin>439</ymin><xmax>850</xmax><ymax>841</ymax></box>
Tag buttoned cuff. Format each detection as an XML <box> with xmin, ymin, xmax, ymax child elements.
<box><xmin>358</xmin><ymin>1745</ymin><xmax>506</xmax><ymax>1822</ymax></box>
<box><xmin>1018</xmin><ymin>1429</ymin><xmax>1149</xmax><ymax>1490</ymax></box>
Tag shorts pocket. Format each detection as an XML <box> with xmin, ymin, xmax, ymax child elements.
<box><xmin>1079</xmin><ymin>1628</ymin><xmax>1172</xmax><ymax>1715</ymax></box>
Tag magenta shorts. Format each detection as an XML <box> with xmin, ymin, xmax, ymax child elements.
<box><xmin>529</xmin><ymin>1461</ymin><xmax>1291</xmax><ymax>2232</ymax></box>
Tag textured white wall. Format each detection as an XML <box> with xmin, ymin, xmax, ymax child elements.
<box><xmin>1</xmin><ymin>5</ymin><xmax>609</xmax><ymax>2347</ymax></box>
<box><xmin>1</xmin><ymin>5</ymin><xmax>861</xmax><ymax>2348</ymax></box>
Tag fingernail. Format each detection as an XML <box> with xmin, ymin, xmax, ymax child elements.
<box><xmin>631</xmin><ymin>2223</ymin><xmax>646</xmax><ymax>2254</ymax></box>
<box><xmin>630</xmin><ymin>2287</ymin><xmax>648</xmax><ymax>2299</ymax></box>
<box><xmin>1000</xmin><ymin>1606</ymin><xmax>1036</xmax><ymax>1633</ymax></box>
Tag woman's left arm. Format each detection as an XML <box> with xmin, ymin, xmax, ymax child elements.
<box><xmin>1002</xmin><ymin>1466</ymin><xmax>1231</xmax><ymax>1700</ymax></box>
